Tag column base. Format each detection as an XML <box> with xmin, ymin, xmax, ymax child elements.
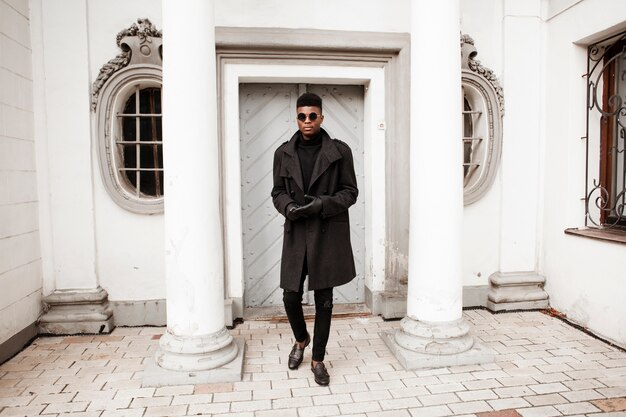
<box><xmin>381</xmin><ymin>316</ymin><xmax>495</xmax><ymax>370</ymax></box>
<box><xmin>487</xmin><ymin>272</ymin><xmax>549</xmax><ymax>312</ymax></box>
<box><xmin>39</xmin><ymin>287</ymin><xmax>114</xmax><ymax>334</ymax></box>
<box><xmin>142</xmin><ymin>337</ymin><xmax>245</xmax><ymax>387</ymax></box>
<box><xmin>156</xmin><ymin>327</ymin><xmax>240</xmax><ymax>372</ymax></box>
<box><xmin>381</xmin><ymin>330</ymin><xmax>494</xmax><ymax>369</ymax></box>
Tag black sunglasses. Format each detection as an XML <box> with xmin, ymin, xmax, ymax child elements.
<box><xmin>297</xmin><ymin>112</ymin><xmax>319</xmax><ymax>122</ymax></box>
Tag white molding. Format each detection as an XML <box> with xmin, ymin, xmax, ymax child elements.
<box><xmin>222</xmin><ymin>64</ymin><xmax>386</xmax><ymax>306</ymax></box>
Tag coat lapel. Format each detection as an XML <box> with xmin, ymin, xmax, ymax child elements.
<box><xmin>282</xmin><ymin>132</ymin><xmax>305</xmax><ymax>192</ymax></box>
<box><xmin>309</xmin><ymin>129</ymin><xmax>343</xmax><ymax>190</ymax></box>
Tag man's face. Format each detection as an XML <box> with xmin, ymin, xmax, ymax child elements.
<box><xmin>296</xmin><ymin>106</ymin><xmax>324</xmax><ymax>140</ymax></box>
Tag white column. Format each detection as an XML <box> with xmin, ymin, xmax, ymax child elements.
<box><xmin>156</xmin><ymin>0</ymin><xmax>238</xmax><ymax>372</ymax></box>
<box><xmin>383</xmin><ymin>0</ymin><xmax>493</xmax><ymax>368</ymax></box>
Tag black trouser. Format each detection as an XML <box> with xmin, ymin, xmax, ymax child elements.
<box><xmin>283</xmin><ymin>255</ymin><xmax>333</xmax><ymax>362</ymax></box>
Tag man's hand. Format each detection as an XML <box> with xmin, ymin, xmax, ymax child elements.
<box><xmin>285</xmin><ymin>203</ymin><xmax>307</xmax><ymax>221</ymax></box>
<box><xmin>293</xmin><ymin>195</ymin><xmax>323</xmax><ymax>217</ymax></box>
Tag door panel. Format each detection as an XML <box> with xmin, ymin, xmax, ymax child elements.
<box><xmin>307</xmin><ymin>85</ymin><xmax>365</xmax><ymax>304</ymax></box>
<box><xmin>240</xmin><ymin>83</ymin><xmax>365</xmax><ymax>308</ymax></box>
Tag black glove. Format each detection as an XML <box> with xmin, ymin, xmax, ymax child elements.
<box><xmin>285</xmin><ymin>203</ymin><xmax>307</xmax><ymax>221</ymax></box>
<box><xmin>293</xmin><ymin>195</ymin><xmax>323</xmax><ymax>217</ymax></box>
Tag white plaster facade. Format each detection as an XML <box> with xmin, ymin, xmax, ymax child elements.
<box><xmin>0</xmin><ymin>0</ymin><xmax>41</xmax><ymax>358</ymax></box>
<box><xmin>0</xmin><ymin>0</ymin><xmax>625</xmax><ymax>361</ymax></box>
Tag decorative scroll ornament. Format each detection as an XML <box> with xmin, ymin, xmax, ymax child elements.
<box><xmin>91</xmin><ymin>18</ymin><xmax>162</xmax><ymax>111</ymax></box>
<box><xmin>461</xmin><ymin>34</ymin><xmax>505</xmax><ymax>115</ymax></box>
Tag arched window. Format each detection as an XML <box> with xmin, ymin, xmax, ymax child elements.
<box><xmin>91</xmin><ymin>19</ymin><xmax>163</xmax><ymax>213</ymax></box>
<box><xmin>461</xmin><ymin>35</ymin><xmax>505</xmax><ymax>205</ymax></box>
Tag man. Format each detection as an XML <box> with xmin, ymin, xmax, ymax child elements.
<box><xmin>271</xmin><ymin>92</ymin><xmax>358</xmax><ymax>386</ymax></box>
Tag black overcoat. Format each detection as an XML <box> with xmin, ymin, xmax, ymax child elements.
<box><xmin>271</xmin><ymin>129</ymin><xmax>359</xmax><ymax>292</ymax></box>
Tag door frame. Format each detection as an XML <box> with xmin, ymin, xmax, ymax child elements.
<box><xmin>222</xmin><ymin>64</ymin><xmax>386</xmax><ymax>313</ymax></box>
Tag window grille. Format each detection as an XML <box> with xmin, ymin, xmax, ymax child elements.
<box><xmin>117</xmin><ymin>86</ymin><xmax>163</xmax><ymax>198</ymax></box>
<box><xmin>584</xmin><ymin>30</ymin><xmax>626</xmax><ymax>228</ymax></box>
<box><xmin>462</xmin><ymin>95</ymin><xmax>481</xmax><ymax>182</ymax></box>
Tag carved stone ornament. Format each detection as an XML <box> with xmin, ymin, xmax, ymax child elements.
<box><xmin>461</xmin><ymin>34</ymin><xmax>505</xmax><ymax>115</ymax></box>
<box><xmin>91</xmin><ymin>18</ymin><xmax>162</xmax><ymax>111</ymax></box>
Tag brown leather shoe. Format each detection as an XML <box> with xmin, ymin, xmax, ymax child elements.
<box><xmin>311</xmin><ymin>361</ymin><xmax>330</xmax><ymax>386</ymax></box>
<box><xmin>287</xmin><ymin>333</ymin><xmax>310</xmax><ymax>370</ymax></box>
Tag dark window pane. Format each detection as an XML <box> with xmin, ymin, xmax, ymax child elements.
<box><xmin>119</xmin><ymin>86</ymin><xmax>162</xmax><ymax>198</ymax></box>
<box><xmin>123</xmin><ymin>144</ymin><xmax>136</xmax><ymax>169</ymax></box>
<box><xmin>124</xmin><ymin>92</ymin><xmax>136</xmax><ymax>114</ymax></box>
<box><xmin>139</xmin><ymin>117</ymin><xmax>157</xmax><ymax>141</ymax></box>
<box><xmin>139</xmin><ymin>87</ymin><xmax>160</xmax><ymax>114</ymax></box>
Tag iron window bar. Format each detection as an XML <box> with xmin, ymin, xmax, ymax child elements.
<box><xmin>116</xmin><ymin>141</ymin><xmax>162</xmax><ymax>144</ymax></box>
<box><xmin>116</xmin><ymin>113</ymin><xmax>162</xmax><ymax>117</ymax></box>
<box><xmin>116</xmin><ymin>167</ymin><xmax>164</xmax><ymax>172</ymax></box>
<box><xmin>584</xmin><ymin>29</ymin><xmax>626</xmax><ymax>229</ymax></box>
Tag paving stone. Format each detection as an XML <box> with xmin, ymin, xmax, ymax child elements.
<box><xmin>408</xmin><ymin>405</ymin><xmax>453</xmax><ymax>417</ymax></box>
<box><xmin>528</xmin><ymin>383</ymin><xmax>569</xmax><ymax>395</ymax></box>
<box><xmin>130</xmin><ymin>396</ymin><xmax>172</xmax><ymax>408</ymax></box>
<box><xmin>351</xmin><ymin>390</ymin><xmax>392</xmax><ymax>402</ymax></box>
<box><xmin>0</xmin><ymin>405</ymin><xmax>46</xmax><ymax>416</ymax></box>
<box><xmin>476</xmin><ymin>410</ymin><xmax>523</xmax><ymax>417</ymax></box>
<box><xmin>84</xmin><ymin>397</ymin><xmax>131</xmax><ymax>411</ymax></box>
<box><xmin>154</xmin><ymin>384</ymin><xmax>194</xmax><ymax>396</ymax></box>
<box><xmin>516</xmin><ymin>405</ymin><xmax>562</xmax><ymax>417</ymax></box>
<box><xmin>427</xmin><ymin>382</ymin><xmax>467</xmax><ymax>394</ymax></box>
<box><xmin>255</xmin><ymin>410</ymin><xmax>300</xmax><ymax>417</ymax></box>
<box><xmin>186</xmin><ymin>402</ymin><xmax>231</xmax><ymax>415</ymax></box>
<box><xmin>523</xmin><ymin>394</ymin><xmax>569</xmax><ymax>406</ymax></box>
<box><xmin>143</xmin><ymin>405</ymin><xmax>187</xmax><ymax>417</ymax></box>
<box><xmin>494</xmin><ymin>386</ymin><xmax>536</xmax><ymax>398</ymax></box>
<box><xmin>418</xmin><ymin>392</ymin><xmax>461</xmax><ymax>406</ymax></box>
<box><xmin>591</xmin><ymin>396</ymin><xmax>626</xmax><ymax>412</ymax></box>
<box><xmin>298</xmin><ymin>404</ymin><xmax>341</xmax><ymax>417</ymax></box>
<box><xmin>560</xmin><ymin>389</ymin><xmax>603</xmax><ymax>402</ymax></box>
<box><xmin>379</xmin><ymin>396</ymin><xmax>421</xmax><ymax>410</ymax></box>
<box><xmin>554</xmin><ymin>401</ymin><xmax>601</xmax><ymax>415</ymax></box>
<box><xmin>597</xmin><ymin>387</ymin><xmax>626</xmax><ymax>397</ymax></box>
<box><xmin>464</xmin><ymin>379</ymin><xmax>504</xmax><ymax>390</ymax></box>
<box><xmin>273</xmin><ymin>396</ymin><xmax>314</xmax><ymax>409</ymax></box>
<box><xmin>488</xmin><ymin>397</ymin><xmax>532</xmax><ymax>410</ymax></box>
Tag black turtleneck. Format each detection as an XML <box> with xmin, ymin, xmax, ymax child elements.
<box><xmin>297</xmin><ymin>132</ymin><xmax>322</xmax><ymax>192</ymax></box>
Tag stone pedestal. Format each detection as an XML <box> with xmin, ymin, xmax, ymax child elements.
<box><xmin>39</xmin><ymin>287</ymin><xmax>114</xmax><ymax>334</ymax></box>
<box><xmin>487</xmin><ymin>272</ymin><xmax>549</xmax><ymax>311</ymax></box>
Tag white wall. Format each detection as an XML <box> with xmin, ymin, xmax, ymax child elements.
<box><xmin>86</xmin><ymin>0</ymin><xmax>165</xmax><ymax>301</ymax></box>
<box><xmin>543</xmin><ymin>0</ymin><xmax>626</xmax><ymax>347</ymax></box>
<box><xmin>460</xmin><ymin>0</ymin><xmax>505</xmax><ymax>286</ymax></box>
<box><xmin>214</xmin><ymin>0</ymin><xmax>410</xmax><ymax>33</ymax></box>
<box><xmin>80</xmin><ymin>0</ymin><xmax>507</xmax><ymax>305</ymax></box>
<box><xmin>0</xmin><ymin>0</ymin><xmax>42</xmax><ymax>344</ymax></box>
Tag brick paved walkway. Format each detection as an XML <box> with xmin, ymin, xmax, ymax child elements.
<box><xmin>0</xmin><ymin>310</ymin><xmax>625</xmax><ymax>416</ymax></box>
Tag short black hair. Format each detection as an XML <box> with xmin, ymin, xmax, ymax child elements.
<box><xmin>296</xmin><ymin>92</ymin><xmax>322</xmax><ymax>111</ymax></box>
